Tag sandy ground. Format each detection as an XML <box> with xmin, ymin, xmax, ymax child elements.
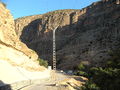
<box><xmin>0</xmin><ymin>43</ymin><xmax>50</xmax><ymax>85</ymax></box>
<box><xmin>0</xmin><ymin>60</ymin><xmax>50</xmax><ymax>84</ymax></box>
<box><xmin>0</xmin><ymin>44</ymin><xmax>45</xmax><ymax>71</ymax></box>
<box><xmin>20</xmin><ymin>72</ymin><xmax>85</xmax><ymax>90</ymax></box>
<box><xmin>20</xmin><ymin>72</ymin><xmax>69</xmax><ymax>90</ymax></box>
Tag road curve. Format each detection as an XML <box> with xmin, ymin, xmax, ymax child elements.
<box><xmin>20</xmin><ymin>71</ymin><xmax>71</xmax><ymax>90</ymax></box>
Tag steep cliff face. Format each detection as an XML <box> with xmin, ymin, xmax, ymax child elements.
<box><xmin>15</xmin><ymin>0</ymin><xmax>120</xmax><ymax>70</ymax></box>
<box><xmin>15</xmin><ymin>9</ymin><xmax>81</xmax><ymax>66</ymax></box>
<box><xmin>0</xmin><ymin>3</ymin><xmax>39</xmax><ymax>60</ymax></box>
<box><xmin>0</xmin><ymin>2</ymin><xmax>51</xmax><ymax>84</ymax></box>
<box><xmin>0</xmin><ymin>2</ymin><xmax>43</xmax><ymax>71</ymax></box>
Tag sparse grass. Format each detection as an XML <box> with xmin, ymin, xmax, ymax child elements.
<box><xmin>79</xmin><ymin>49</ymin><xmax>120</xmax><ymax>90</ymax></box>
<box><xmin>37</xmin><ymin>58</ymin><xmax>48</xmax><ymax>68</ymax></box>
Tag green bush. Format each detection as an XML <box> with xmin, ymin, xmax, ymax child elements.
<box><xmin>81</xmin><ymin>80</ymin><xmax>100</xmax><ymax>90</ymax></box>
<box><xmin>78</xmin><ymin>63</ymin><xmax>85</xmax><ymax>70</ymax></box>
<box><xmin>81</xmin><ymin>49</ymin><xmax>120</xmax><ymax>90</ymax></box>
<box><xmin>88</xmin><ymin>68</ymin><xmax>120</xmax><ymax>90</ymax></box>
<box><xmin>78</xmin><ymin>71</ymin><xmax>87</xmax><ymax>76</ymax></box>
<box><xmin>37</xmin><ymin>58</ymin><xmax>48</xmax><ymax>68</ymax></box>
<box><xmin>74</xmin><ymin>63</ymin><xmax>89</xmax><ymax>77</ymax></box>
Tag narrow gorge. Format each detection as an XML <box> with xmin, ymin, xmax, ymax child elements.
<box><xmin>15</xmin><ymin>0</ymin><xmax>120</xmax><ymax>70</ymax></box>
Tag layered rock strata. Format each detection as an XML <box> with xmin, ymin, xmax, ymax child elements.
<box><xmin>15</xmin><ymin>0</ymin><xmax>120</xmax><ymax>70</ymax></box>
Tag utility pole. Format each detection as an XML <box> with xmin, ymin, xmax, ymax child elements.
<box><xmin>53</xmin><ymin>26</ymin><xmax>58</xmax><ymax>70</ymax></box>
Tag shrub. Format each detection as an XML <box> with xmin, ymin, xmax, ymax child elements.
<box><xmin>78</xmin><ymin>71</ymin><xmax>88</xmax><ymax>76</ymax></box>
<box><xmin>37</xmin><ymin>58</ymin><xmax>48</xmax><ymax>68</ymax></box>
<box><xmin>74</xmin><ymin>63</ymin><xmax>89</xmax><ymax>77</ymax></box>
<box><xmin>81</xmin><ymin>80</ymin><xmax>100</xmax><ymax>90</ymax></box>
<box><xmin>88</xmin><ymin>67</ymin><xmax>120</xmax><ymax>90</ymax></box>
<box><xmin>78</xmin><ymin>63</ymin><xmax>85</xmax><ymax>70</ymax></box>
<box><xmin>80</xmin><ymin>49</ymin><xmax>120</xmax><ymax>90</ymax></box>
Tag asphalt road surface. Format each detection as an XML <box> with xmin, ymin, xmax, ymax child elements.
<box><xmin>20</xmin><ymin>71</ymin><xmax>71</xmax><ymax>90</ymax></box>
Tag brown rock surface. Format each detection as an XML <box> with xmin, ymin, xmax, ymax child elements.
<box><xmin>15</xmin><ymin>0</ymin><xmax>120</xmax><ymax>70</ymax></box>
<box><xmin>55</xmin><ymin>78</ymin><xmax>84</xmax><ymax>90</ymax></box>
<box><xmin>0</xmin><ymin>2</ymin><xmax>38</xmax><ymax>60</ymax></box>
<box><xmin>0</xmin><ymin>2</ymin><xmax>43</xmax><ymax>71</ymax></box>
<box><xmin>0</xmin><ymin>3</ymin><xmax>51</xmax><ymax>85</ymax></box>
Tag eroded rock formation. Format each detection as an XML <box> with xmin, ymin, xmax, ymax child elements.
<box><xmin>15</xmin><ymin>0</ymin><xmax>120</xmax><ymax>70</ymax></box>
<box><xmin>0</xmin><ymin>2</ymin><xmax>45</xmax><ymax>71</ymax></box>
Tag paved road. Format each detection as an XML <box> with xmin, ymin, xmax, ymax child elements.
<box><xmin>20</xmin><ymin>71</ymin><xmax>70</xmax><ymax>90</ymax></box>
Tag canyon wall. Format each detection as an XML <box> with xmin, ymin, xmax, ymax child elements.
<box><xmin>0</xmin><ymin>2</ymin><xmax>50</xmax><ymax>84</ymax></box>
<box><xmin>0</xmin><ymin>3</ymin><xmax>38</xmax><ymax>60</ymax></box>
<box><xmin>15</xmin><ymin>0</ymin><xmax>120</xmax><ymax>70</ymax></box>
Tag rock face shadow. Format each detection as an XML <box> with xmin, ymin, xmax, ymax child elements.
<box><xmin>0</xmin><ymin>80</ymin><xmax>12</xmax><ymax>90</ymax></box>
<box><xmin>19</xmin><ymin>0</ymin><xmax>120</xmax><ymax>70</ymax></box>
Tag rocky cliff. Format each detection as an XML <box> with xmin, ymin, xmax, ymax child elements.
<box><xmin>0</xmin><ymin>3</ymin><xmax>39</xmax><ymax>60</ymax></box>
<box><xmin>15</xmin><ymin>0</ymin><xmax>120</xmax><ymax>70</ymax></box>
<box><xmin>0</xmin><ymin>2</ymin><xmax>46</xmax><ymax>72</ymax></box>
<box><xmin>0</xmin><ymin>2</ymin><xmax>51</xmax><ymax>85</ymax></box>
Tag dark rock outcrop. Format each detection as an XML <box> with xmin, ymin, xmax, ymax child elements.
<box><xmin>15</xmin><ymin>0</ymin><xmax>120</xmax><ymax>70</ymax></box>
